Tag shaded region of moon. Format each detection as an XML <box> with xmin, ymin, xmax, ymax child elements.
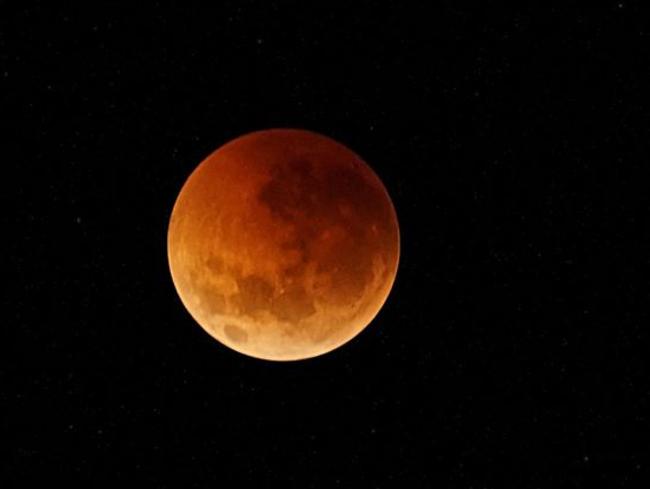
<box><xmin>167</xmin><ymin>129</ymin><xmax>400</xmax><ymax>361</ymax></box>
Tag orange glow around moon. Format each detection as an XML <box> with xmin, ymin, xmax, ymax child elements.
<box><xmin>167</xmin><ymin>129</ymin><xmax>400</xmax><ymax>361</ymax></box>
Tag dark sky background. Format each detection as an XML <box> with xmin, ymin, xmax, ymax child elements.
<box><xmin>3</xmin><ymin>2</ymin><xmax>649</xmax><ymax>487</ymax></box>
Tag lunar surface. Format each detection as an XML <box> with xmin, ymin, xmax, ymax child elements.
<box><xmin>167</xmin><ymin>129</ymin><xmax>400</xmax><ymax>360</ymax></box>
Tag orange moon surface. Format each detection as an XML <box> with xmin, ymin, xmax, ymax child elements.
<box><xmin>167</xmin><ymin>129</ymin><xmax>400</xmax><ymax>361</ymax></box>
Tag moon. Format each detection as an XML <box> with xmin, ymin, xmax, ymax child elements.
<box><xmin>167</xmin><ymin>129</ymin><xmax>400</xmax><ymax>361</ymax></box>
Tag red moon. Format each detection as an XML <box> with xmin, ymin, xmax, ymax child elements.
<box><xmin>167</xmin><ymin>129</ymin><xmax>400</xmax><ymax>361</ymax></box>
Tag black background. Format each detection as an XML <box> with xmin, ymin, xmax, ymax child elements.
<box><xmin>3</xmin><ymin>2</ymin><xmax>649</xmax><ymax>487</ymax></box>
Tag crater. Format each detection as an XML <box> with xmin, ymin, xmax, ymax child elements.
<box><xmin>224</xmin><ymin>323</ymin><xmax>248</xmax><ymax>343</ymax></box>
<box><xmin>272</xmin><ymin>284</ymin><xmax>317</xmax><ymax>323</ymax></box>
<box><xmin>205</xmin><ymin>255</ymin><xmax>225</xmax><ymax>273</ymax></box>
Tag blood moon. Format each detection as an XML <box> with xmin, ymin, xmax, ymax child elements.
<box><xmin>167</xmin><ymin>129</ymin><xmax>400</xmax><ymax>361</ymax></box>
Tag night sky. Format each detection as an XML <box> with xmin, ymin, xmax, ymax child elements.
<box><xmin>4</xmin><ymin>3</ymin><xmax>649</xmax><ymax>487</ymax></box>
